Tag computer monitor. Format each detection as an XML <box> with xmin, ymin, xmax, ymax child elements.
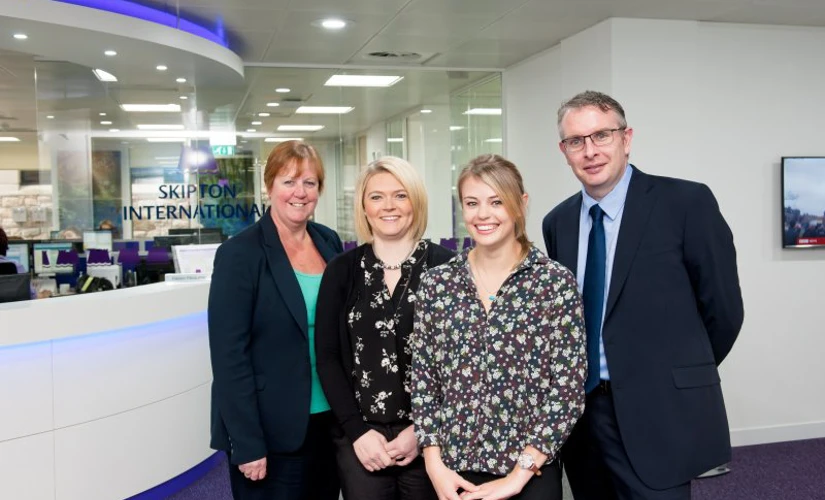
<box><xmin>0</xmin><ymin>274</ymin><xmax>32</xmax><ymax>303</ymax></box>
<box><xmin>32</xmin><ymin>242</ymin><xmax>75</xmax><ymax>275</ymax></box>
<box><xmin>83</xmin><ymin>231</ymin><xmax>113</xmax><ymax>253</ymax></box>
<box><xmin>172</xmin><ymin>243</ymin><xmax>220</xmax><ymax>275</ymax></box>
<box><xmin>153</xmin><ymin>234</ymin><xmax>197</xmax><ymax>249</ymax></box>
<box><xmin>168</xmin><ymin>227</ymin><xmax>224</xmax><ymax>244</ymax></box>
<box><xmin>5</xmin><ymin>243</ymin><xmax>30</xmax><ymax>273</ymax></box>
<box><xmin>136</xmin><ymin>260</ymin><xmax>176</xmax><ymax>285</ymax></box>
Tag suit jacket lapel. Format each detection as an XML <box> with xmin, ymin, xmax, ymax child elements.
<box><xmin>307</xmin><ymin>222</ymin><xmax>338</xmax><ymax>264</ymax></box>
<box><xmin>604</xmin><ymin>168</ymin><xmax>657</xmax><ymax>323</ymax></box>
<box><xmin>558</xmin><ymin>195</ymin><xmax>582</xmax><ymax>276</ymax></box>
<box><xmin>260</xmin><ymin>211</ymin><xmax>309</xmax><ymax>338</ymax></box>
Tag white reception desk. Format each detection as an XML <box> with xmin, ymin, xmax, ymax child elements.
<box><xmin>0</xmin><ymin>282</ymin><xmax>214</xmax><ymax>500</ymax></box>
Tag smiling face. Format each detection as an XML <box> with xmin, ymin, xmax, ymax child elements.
<box><xmin>460</xmin><ymin>175</ymin><xmax>524</xmax><ymax>251</ymax></box>
<box><xmin>267</xmin><ymin>159</ymin><xmax>319</xmax><ymax>230</ymax></box>
<box><xmin>363</xmin><ymin>171</ymin><xmax>414</xmax><ymax>243</ymax></box>
<box><xmin>559</xmin><ymin>105</ymin><xmax>633</xmax><ymax>200</ymax></box>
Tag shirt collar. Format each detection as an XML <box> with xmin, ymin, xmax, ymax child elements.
<box><xmin>581</xmin><ymin>164</ymin><xmax>633</xmax><ymax>221</ymax></box>
<box><xmin>455</xmin><ymin>244</ymin><xmax>547</xmax><ymax>273</ymax></box>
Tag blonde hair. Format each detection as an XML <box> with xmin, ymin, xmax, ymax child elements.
<box><xmin>263</xmin><ymin>140</ymin><xmax>325</xmax><ymax>193</ymax></box>
<box><xmin>354</xmin><ymin>156</ymin><xmax>428</xmax><ymax>243</ymax></box>
<box><xmin>457</xmin><ymin>154</ymin><xmax>531</xmax><ymax>257</ymax></box>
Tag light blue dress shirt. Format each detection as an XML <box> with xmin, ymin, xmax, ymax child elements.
<box><xmin>576</xmin><ymin>165</ymin><xmax>633</xmax><ymax>381</ymax></box>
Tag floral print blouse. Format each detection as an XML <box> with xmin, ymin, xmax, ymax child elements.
<box><xmin>348</xmin><ymin>240</ymin><xmax>430</xmax><ymax>423</ymax></box>
<box><xmin>411</xmin><ymin>245</ymin><xmax>586</xmax><ymax>475</ymax></box>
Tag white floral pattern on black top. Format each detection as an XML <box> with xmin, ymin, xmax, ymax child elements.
<box><xmin>411</xmin><ymin>245</ymin><xmax>587</xmax><ymax>475</ymax></box>
<box><xmin>348</xmin><ymin>240</ymin><xmax>429</xmax><ymax>423</ymax></box>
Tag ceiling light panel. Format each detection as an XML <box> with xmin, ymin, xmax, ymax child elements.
<box><xmin>121</xmin><ymin>104</ymin><xmax>181</xmax><ymax>112</ymax></box>
<box><xmin>93</xmin><ymin>69</ymin><xmax>118</xmax><ymax>82</ymax></box>
<box><xmin>295</xmin><ymin>106</ymin><xmax>354</xmax><ymax>115</ymax></box>
<box><xmin>277</xmin><ymin>125</ymin><xmax>325</xmax><ymax>131</ymax></box>
<box><xmin>137</xmin><ymin>124</ymin><xmax>185</xmax><ymax>130</ymax></box>
<box><xmin>324</xmin><ymin>75</ymin><xmax>403</xmax><ymax>87</ymax></box>
<box><xmin>265</xmin><ymin>137</ymin><xmax>304</xmax><ymax>142</ymax></box>
<box><xmin>0</xmin><ymin>137</ymin><xmax>21</xmax><ymax>142</ymax></box>
<box><xmin>463</xmin><ymin>108</ymin><xmax>502</xmax><ymax>115</ymax></box>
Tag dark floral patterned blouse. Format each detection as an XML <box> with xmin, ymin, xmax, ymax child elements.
<box><xmin>348</xmin><ymin>240</ymin><xmax>430</xmax><ymax>423</ymax></box>
<box><xmin>411</xmin><ymin>245</ymin><xmax>586</xmax><ymax>475</ymax></box>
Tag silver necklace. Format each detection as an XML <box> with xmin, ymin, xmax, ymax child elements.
<box><xmin>470</xmin><ymin>253</ymin><xmax>498</xmax><ymax>301</ymax></box>
<box><xmin>378</xmin><ymin>242</ymin><xmax>418</xmax><ymax>270</ymax></box>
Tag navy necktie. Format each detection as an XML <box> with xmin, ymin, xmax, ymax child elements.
<box><xmin>583</xmin><ymin>204</ymin><xmax>606</xmax><ymax>393</ymax></box>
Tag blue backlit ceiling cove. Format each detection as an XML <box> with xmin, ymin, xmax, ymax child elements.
<box><xmin>54</xmin><ymin>0</ymin><xmax>227</xmax><ymax>48</ymax></box>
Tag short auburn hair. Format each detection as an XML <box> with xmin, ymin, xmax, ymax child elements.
<box><xmin>263</xmin><ymin>140</ymin><xmax>325</xmax><ymax>193</ymax></box>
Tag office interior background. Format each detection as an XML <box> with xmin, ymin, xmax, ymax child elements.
<box><xmin>1</xmin><ymin>0</ymin><xmax>824</xmax><ymax>499</ymax></box>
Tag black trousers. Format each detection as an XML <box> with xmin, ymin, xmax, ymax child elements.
<box><xmin>561</xmin><ymin>388</ymin><xmax>691</xmax><ymax>500</ymax></box>
<box><xmin>228</xmin><ymin>411</ymin><xmax>340</xmax><ymax>500</ymax></box>
<box><xmin>459</xmin><ymin>461</ymin><xmax>562</xmax><ymax>500</ymax></box>
<box><xmin>333</xmin><ymin>421</ymin><xmax>437</xmax><ymax>500</ymax></box>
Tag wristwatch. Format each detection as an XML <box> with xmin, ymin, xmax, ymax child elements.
<box><xmin>517</xmin><ymin>452</ymin><xmax>542</xmax><ymax>476</ymax></box>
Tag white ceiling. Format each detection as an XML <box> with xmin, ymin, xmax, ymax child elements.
<box><xmin>132</xmin><ymin>0</ymin><xmax>825</xmax><ymax>68</ymax></box>
<box><xmin>2</xmin><ymin>0</ymin><xmax>825</xmax><ymax>159</ymax></box>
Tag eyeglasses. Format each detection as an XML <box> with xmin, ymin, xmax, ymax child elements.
<box><xmin>561</xmin><ymin>127</ymin><xmax>626</xmax><ymax>152</ymax></box>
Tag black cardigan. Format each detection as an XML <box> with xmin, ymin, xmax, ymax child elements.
<box><xmin>314</xmin><ymin>241</ymin><xmax>455</xmax><ymax>442</ymax></box>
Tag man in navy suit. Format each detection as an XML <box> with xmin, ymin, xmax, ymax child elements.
<box><xmin>543</xmin><ymin>91</ymin><xmax>744</xmax><ymax>499</ymax></box>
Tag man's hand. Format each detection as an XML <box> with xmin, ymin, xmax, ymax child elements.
<box><xmin>353</xmin><ymin>430</ymin><xmax>395</xmax><ymax>472</ymax></box>
<box><xmin>384</xmin><ymin>425</ymin><xmax>419</xmax><ymax>466</ymax></box>
<box><xmin>238</xmin><ymin>457</ymin><xmax>267</xmax><ymax>481</ymax></box>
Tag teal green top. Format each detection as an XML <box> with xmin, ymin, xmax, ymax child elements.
<box><xmin>294</xmin><ymin>270</ymin><xmax>330</xmax><ymax>414</ymax></box>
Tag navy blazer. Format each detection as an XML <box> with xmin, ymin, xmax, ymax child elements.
<box><xmin>542</xmin><ymin>167</ymin><xmax>744</xmax><ymax>489</ymax></box>
<box><xmin>208</xmin><ymin>210</ymin><xmax>342</xmax><ymax>465</ymax></box>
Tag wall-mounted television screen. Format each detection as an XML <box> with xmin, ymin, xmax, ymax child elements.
<box><xmin>782</xmin><ymin>157</ymin><xmax>825</xmax><ymax>248</ymax></box>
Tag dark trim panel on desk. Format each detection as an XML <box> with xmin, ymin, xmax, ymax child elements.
<box><xmin>126</xmin><ymin>451</ymin><xmax>224</xmax><ymax>500</ymax></box>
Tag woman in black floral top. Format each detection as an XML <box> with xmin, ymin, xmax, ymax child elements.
<box><xmin>412</xmin><ymin>154</ymin><xmax>587</xmax><ymax>500</ymax></box>
<box><xmin>316</xmin><ymin>156</ymin><xmax>453</xmax><ymax>500</ymax></box>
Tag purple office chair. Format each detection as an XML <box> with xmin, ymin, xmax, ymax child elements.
<box><xmin>145</xmin><ymin>247</ymin><xmax>171</xmax><ymax>264</ymax></box>
<box><xmin>343</xmin><ymin>240</ymin><xmax>358</xmax><ymax>251</ymax></box>
<box><xmin>86</xmin><ymin>249</ymin><xmax>111</xmax><ymax>266</ymax></box>
<box><xmin>117</xmin><ymin>248</ymin><xmax>141</xmax><ymax>271</ymax></box>
<box><xmin>462</xmin><ymin>237</ymin><xmax>474</xmax><ymax>250</ymax></box>
<box><xmin>439</xmin><ymin>238</ymin><xmax>458</xmax><ymax>251</ymax></box>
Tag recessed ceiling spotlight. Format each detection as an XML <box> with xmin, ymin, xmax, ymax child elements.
<box><xmin>251</xmin><ymin>121</ymin><xmax>262</xmax><ymax>125</ymax></box>
<box><xmin>13</xmin><ymin>33</ymin><xmax>28</xmax><ymax>40</ymax></box>
<box><xmin>319</xmin><ymin>18</ymin><xmax>347</xmax><ymax>30</ymax></box>
<box><xmin>179</xmin><ymin>96</ymin><xmax>188</xmax><ymax>100</ymax></box>
<box><xmin>109</xmin><ymin>128</ymin><xmax>120</xmax><ymax>132</ymax></box>
<box><xmin>484</xmin><ymin>138</ymin><xmax>503</xmax><ymax>143</ymax></box>
<box><xmin>246</xmin><ymin>129</ymin><xmax>257</xmax><ymax>133</ymax></box>
<box><xmin>240</xmin><ymin>140</ymin><xmax>248</xmax><ymax>144</ymax></box>
<box><xmin>325</xmin><ymin>74</ymin><xmax>403</xmax><ymax>87</ymax></box>
<box><xmin>104</xmin><ymin>50</ymin><xmax>117</xmax><ymax>56</ymax></box>
<box><xmin>266</xmin><ymin>102</ymin><xmax>280</xmax><ymax>107</ymax></box>
<box><xmin>258</xmin><ymin>112</ymin><xmax>270</xmax><ymax>117</ymax></box>
<box><xmin>99</xmin><ymin>112</ymin><xmax>107</xmax><ymax>116</ymax></box>
<box><xmin>176</xmin><ymin>78</ymin><xmax>187</xmax><ymax>83</ymax></box>
<box><xmin>275</xmin><ymin>88</ymin><xmax>290</xmax><ymax>93</ymax></box>
<box><xmin>449</xmin><ymin>126</ymin><xmax>464</xmax><ymax>131</ymax></box>
<box><xmin>100</xmin><ymin>121</ymin><xmax>113</xmax><ymax>125</ymax></box>
<box><xmin>387</xmin><ymin>138</ymin><xmax>404</xmax><ymax>143</ymax></box>
<box><xmin>420</xmin><ymin>109</ymin><xmax>433</xmax><ymax>114</ymax></box>
<box><xmin>156</xmin><ymin>65</ymin><xmax>168</xmax><ymax>71</ymax></box>
<box><xmin>92</xmin><ymin>69</ymin><xmax>118</xmax><ymax>82</ymax></box>
<box><xmin>46</xmin><ymin>115</ymin><xmax>55</xmax><ymax>119</ymax></box>
<box><xmin>0</xmin><ymin>137</ymin><xmax>21</xmax><ymax>142</ymax></box>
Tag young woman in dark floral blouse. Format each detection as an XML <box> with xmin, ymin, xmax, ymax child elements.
<box><xmin>315</xmin><ymin>156</ymin><xmax>454</xmax><ymax>500</ymax></box>
<box><xmin>412</xmin><ymin>154</ymin><xmax>587</xmax><ymax>500</ymax></box>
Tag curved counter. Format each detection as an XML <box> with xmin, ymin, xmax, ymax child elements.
<box><xmin>0</xmin><ymin>282</ymin><xmax>214</xmax><ymax>500</ymax></box>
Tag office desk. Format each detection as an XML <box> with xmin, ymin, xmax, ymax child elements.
<box><xmin>0</xmin><ymin>282</ymin><xmax>213</xmax><ymax>500</ymax></box>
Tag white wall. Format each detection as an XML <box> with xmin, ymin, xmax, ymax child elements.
<box><xmin>504</xmin><ymin>18</ymin><xmax>825</xmax><ymax>446</ymax></box>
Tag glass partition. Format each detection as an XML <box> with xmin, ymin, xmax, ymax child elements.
<box><xmin>0</xmin><ymin>52</ymin><xmax>502</xmax><ymax>250</ymax></box>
